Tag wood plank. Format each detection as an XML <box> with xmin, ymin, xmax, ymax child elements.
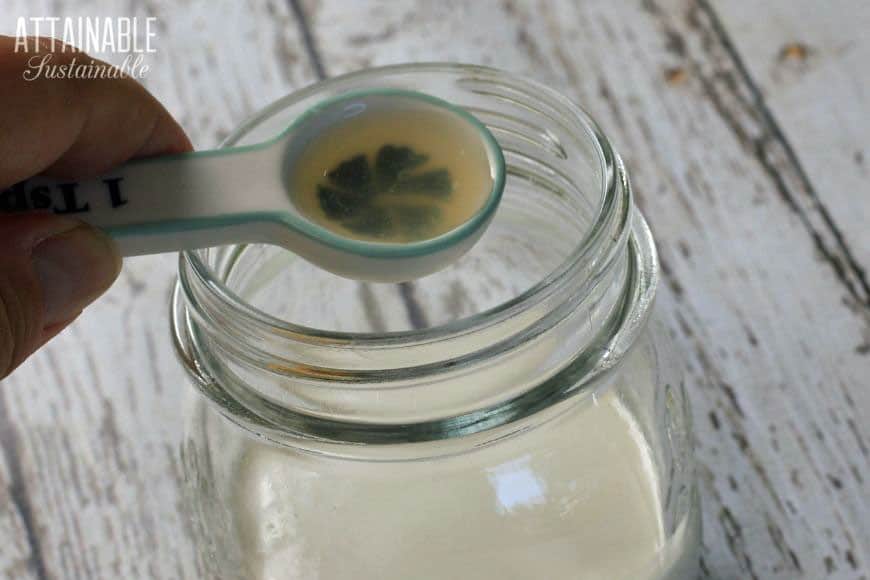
<box><xmin>710</xmin><ymin>0</ymin><xmax>870</xmax><ymax>279</ymax></box>
<box><xmin>0</xmin><ymin>398</ymin><xmax>39</xmax><ymax>580</ymax></box>
<box><xmin>297</xmin><ymin>0</ymin><xmax>870</xmax><ymax>578</ymax></box>
<box><xmin>0</xmin><ymin>1</ymin><xmax>319</xmax><ymax>578</ymax></box>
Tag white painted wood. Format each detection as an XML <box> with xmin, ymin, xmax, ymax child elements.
<box><xmin>710</xmin><ymin>0</ymin><xmax>870</xmax><ymax>273</ymax></box>
<box><xmin>0</xmin><ymin>0</ymin><xmax>867</xmax><ymax>579</ymax></box>
<box><xmin>0</xmin><ymin>412</ymin><xmax>37</xmax><ymax>580</ymax></box>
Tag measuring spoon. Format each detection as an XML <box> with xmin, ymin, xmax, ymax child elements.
<box><xmin>2</xmin><ymin>89</ymin><xmax>505</xmax><ymax>282</ymax></box>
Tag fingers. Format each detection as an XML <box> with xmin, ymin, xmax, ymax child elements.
<box><xmin>0</xmin><ymin>36</ymin><xmax>191</xmax><ymax>377</ymax></box>
<box><xmin>0</xmin><ymin>214</ymin><xmax>121</xmax><ymax>379</ymax></box>
<box><xmin>0</xmin><ymin>35</ymin><xmax>192</xmax><ymax>189</ymax></box>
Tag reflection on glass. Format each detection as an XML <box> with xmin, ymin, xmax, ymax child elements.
<box><xmin>486</xmin><ymin>456</ymin><xmax>547</xmax><ymax>514</ymax></box>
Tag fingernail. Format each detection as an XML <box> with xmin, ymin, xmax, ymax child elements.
<box><xmin>32</xmin><ymin>224</ymin><xmax>122</xmax><ymax>327</ymax></box>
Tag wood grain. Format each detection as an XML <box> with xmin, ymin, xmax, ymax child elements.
<box><xmin>0</xmin><ymin>0</ymin><xmax>867</xmax><ymax>579</ymax></box>
<box><xmin>711</xmin><ymin>0</ymin><xmax>870</xmax><ymax>277</ymax></box>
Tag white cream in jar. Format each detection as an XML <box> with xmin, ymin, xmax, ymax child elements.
<box><xmin>232</xmin><ymin>389</ymin><xmax>697</xmax><ymax>580</ymax></box>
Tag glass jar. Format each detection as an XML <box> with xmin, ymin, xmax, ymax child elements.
<box><xmin>172</xmin><ymin>64</ymin><xmax>700</xmax><ymax>580</ymax></box>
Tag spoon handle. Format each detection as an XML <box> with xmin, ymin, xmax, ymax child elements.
<box><xmin>1</xmin><ymin>145</ymin><xmax>284</xmax><ymax>256</ymax></box>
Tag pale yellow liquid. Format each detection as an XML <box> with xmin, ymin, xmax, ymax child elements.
<box><xmin>290</xmin><ymin>108</ymin><xmax>494</xmax><ymax>242</ymax></box>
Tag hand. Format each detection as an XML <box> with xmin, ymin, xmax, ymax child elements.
<box><xmin>0</xmin><ymin>36</ymin><xmax>192</xmax><ymax>379</ymax></box>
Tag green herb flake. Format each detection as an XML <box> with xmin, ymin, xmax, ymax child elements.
<box><xmin>317</xmin><ymin>185</ymin><xmax>367</xmax><ymax>219</ymax></box>
<box><xmin>375</xmin><ymin>145</ymin><xmax>429</xmax><ymax>191</ymax></box>
<box><xmin>327</xmin><ymin>154</ymin><xmax>374</xmax><ymax>195</ymax></box>
<box><xmin>316</xmin><ymin>144</ymin><xmax>452</xmax><ymax>238</ymax></box>
<box><xmin>394</xmin><ymin>169</ymin><xmax>452</xmax><ymax>197</ymax></box>
<box><xmin>342</xmin><ymin>205</ymin><xmax>393</xmax><ymax>237</ymax></box>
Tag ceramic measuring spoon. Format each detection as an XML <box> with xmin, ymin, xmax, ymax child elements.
<box><xmin>2</xmin><ymin>89</ymin><xmax>505</xmax><ymax>282</ymax></box>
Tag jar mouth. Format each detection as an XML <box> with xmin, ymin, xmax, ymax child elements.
<box><xmin>180</xmin><ymin>63</ymin><xmax>626</xmax><ymax>347</ymax></box>
<box><xmin>173</xmin><ymin>64</ymin><xmax>658</xmax><ymax>442</ymax></box>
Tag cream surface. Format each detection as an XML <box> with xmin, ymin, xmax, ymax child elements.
<box><xmin>231</xmin><ymin>390</ymin><xmax>696</xmax><ymax>580</ymax></box>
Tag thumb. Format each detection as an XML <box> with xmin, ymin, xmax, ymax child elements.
<box><xmin>0</xmin><ymin>214</ymin><xmax>121</xmax><ymax>379</ymax></box>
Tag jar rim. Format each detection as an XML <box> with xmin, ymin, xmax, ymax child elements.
<box><xmin>180</xmin><ymin>63</ymin><xmax>629</xmax><ymax>347</ymax></box>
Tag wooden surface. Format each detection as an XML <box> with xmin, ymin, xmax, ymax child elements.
<box><xmin>1</xmin><ymin>0</ymin><xmax>868</xmax><ymax>578</ymax></box>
